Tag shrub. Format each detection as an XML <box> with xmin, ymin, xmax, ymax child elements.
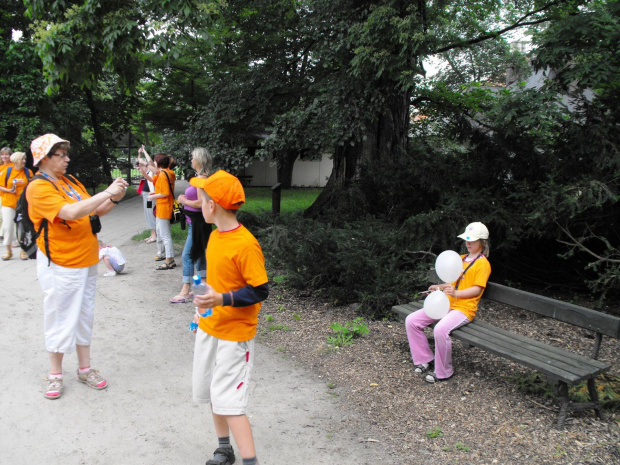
<box><xmin>258</xmin><ymin>213</ymin><xmax>429</xmax><ymax>317</ymax></box>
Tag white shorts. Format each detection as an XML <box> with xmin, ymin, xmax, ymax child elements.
<box><xmin>37</xmin><ymin>250</ymin><xmax>98</xmax><ymax>353</ymax></box>
<box><xmin>192</xmin><ymin>329</ymin><xmax>255</xmax><ymax>415</ymax></box>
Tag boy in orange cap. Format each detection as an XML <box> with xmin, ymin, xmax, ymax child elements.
<box><xmin>190</xmin><ymin>170</ymin><xmax>269</xmax><ymax>465</ymax></box>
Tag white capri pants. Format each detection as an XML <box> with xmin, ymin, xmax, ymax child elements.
<box><xmin>142</xmin><ymin>192</ymin><xmax>156</xmax><ymax>231</ymax></box>
<box><xmin>1</xmin><ymin>206</ymin><xmax>16</xmax><ymax>246</ymax></box>
<box><xmin>156</xmin><ymin>217</ymin><xmax>174</xmax><ymax>258</ymax></box>
<box><xmin>37</xmin><ymin>250</ymin><xmax>98</xmax><ymax>353</ymax></box>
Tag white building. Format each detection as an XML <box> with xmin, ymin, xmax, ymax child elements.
<box><xmin>240</xmin><ymin>154</ymin><xmax>333</xmax><ymax>187</ymax></box>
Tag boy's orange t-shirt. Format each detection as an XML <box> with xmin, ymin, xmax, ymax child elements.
<box><xmin>199</xmin><ymin>224</ymin><xmax>269</xmax><ymax>342</ymax></box>
<box><xmin>26</xmin><ymin>176</ymin><xmax>99</xmax><ymax>268</ymax></box>
<box><xmin>1</xmin><ymin>168</ymin><xmax>32</xmax><ymax>209</ymax></box>
<box><xmin>448</xmin><ymin>255</ymin><xmax>491</xmax><ymax>321</ymax></box>
<box><xmin>154</xmin><ymin>169</ymin><xmax>175</xmax><ymax>219</ymax></box>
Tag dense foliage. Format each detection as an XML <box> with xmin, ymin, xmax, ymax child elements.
<box><xmin>3</xmin><ymin>1</ymin><xmax>618</xmax><ymax>311</ymax></box>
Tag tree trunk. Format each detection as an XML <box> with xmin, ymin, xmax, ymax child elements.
<box><xmin>277</xmin><ymin>150</ymin><xmax>298</xmax><ymax>188</ymax></box>
<box><xmin>304</xmin><ymin>89</ymin><xmax>410</xmax><ymax>218</ymax></box>
<box><xmin>141</xmin><ymin>122</ymin><xmax>150</xmax><ymax>146</ymax></box>
<box><xmin>84</xmin><ymin>88</ymin><xmax>113</xmax><ymax>183</ymax></box>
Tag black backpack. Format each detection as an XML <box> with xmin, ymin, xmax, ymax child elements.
<box><xmin>15</xmin><ymin>174</ymin><xmax>79</xmax><ymax>262</ymax></box>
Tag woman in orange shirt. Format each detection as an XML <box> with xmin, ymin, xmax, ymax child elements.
<box><xmin>148</xmin><ymin>153</ymin><xmax>176</xmax><ymax>270</ymax></box>
<box><xmin>0</xmin><ymin>152</ymin><xmax>32</xmax><ymax>260</ymax></box>
<box><xmin>28</xmin><ymin>133</ymin><xmax>129</xmax><ymax>400</ymax></box>
<box><xmin>0</xmin><ymin>146</ymin><xmax>13</xmax><ymax>241</ymax></box>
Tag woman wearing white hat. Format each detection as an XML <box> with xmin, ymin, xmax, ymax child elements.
<box><xmin>28</xmin><ymin>134</ymin><xmax>129</xmax><ymax>400</ymax></box>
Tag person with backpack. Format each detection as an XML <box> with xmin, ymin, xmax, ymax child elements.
<box><xmin>27</xmin><ymin>134</ymin><xmax>128</xmax><ymax>400</ymax></box>
<box><xmin>0</xmin><ymin>152</ymin><xmax>32</xmax><ymax>260</ymax></box>
<box><xmin>147</xmin><ymin>153</ymin><xmax>176</xmax><ymax>270</ymax></box>
<box><xmin>0</xmin><ymin>146</ymin><xmax>13</xmax><ymax>241</ymax></box>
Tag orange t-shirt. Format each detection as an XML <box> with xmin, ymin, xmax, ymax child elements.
<box><xmin>1</xmin><ymin>168</ymin><xmax>32</xmax><ymax>209</ymax></box>
<box><xmin>154</xmin><ymin>169</ymin><xmax>175</xmax><ymax>219</ymax></box>
<box><xmin>448</xmin><ymin>255</ymin><xmax>491</xmax><ymax>321</ymax></box>
<box><xmin>26</xmin><ymin>176</ymin><xmax>99</xmax><ymax>268</ymax></box>
<box><xmin>0</xmin><ymin>162</ymin><xmax>14</xmax><ymax>202</ymax></box>
<box><xmin>199</xmin><ymin>224</ymin><xmax>269</xmax><ymax>342</ymax></box>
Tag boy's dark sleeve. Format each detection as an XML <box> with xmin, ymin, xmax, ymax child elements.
<box><xmin>222</xmin><ymin>283</ymin><xmax>269</xmax><ymax>307</ymax></box>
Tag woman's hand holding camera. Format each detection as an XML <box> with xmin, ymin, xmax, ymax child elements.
<box><xmin>106</xmin><ymin>178</ymin><xmax>129</xmax><ymax>201</ymax></box>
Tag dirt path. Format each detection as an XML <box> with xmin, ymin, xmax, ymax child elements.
<box><xmin>0</xmin><ymin>181</ymin><xmax>400</xmax><ymax>465</ymax></box>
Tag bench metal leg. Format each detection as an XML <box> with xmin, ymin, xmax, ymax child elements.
<box><xmin>556</xmin><ymin>382</ymin><xmax>570</xmax><ymax>429</ymax></box>
<box><xmin>587</xmin><ymin>378</ymin><xmax>605</xmax><ymax>421</ymax></box>
<box><xmin>556</xmin><ymin>379</ymin><xmax>605</xmax><ymax>428</ymax></box>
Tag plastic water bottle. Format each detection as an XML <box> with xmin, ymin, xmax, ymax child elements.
<box><xmin>189</xmin><ymin>275</ymin><xmax>212</xmax><ymax>331</ymax></box>
<box><xmin>192</xmin><ymin>274</ymin><xmax>208</xmax><ymax>296</ymax></box>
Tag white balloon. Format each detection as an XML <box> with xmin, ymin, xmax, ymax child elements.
<box><xmin>435</xmin><ymin>250</ymin><xmax>463</xmax><ymax>283</ymax></box>
<box><xmin>423</xmin><ymin>290</ymin><xmax>450</xmax><ymax>319</ymax></box>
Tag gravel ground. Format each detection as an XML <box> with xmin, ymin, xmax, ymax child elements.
<box><xmin>257</xmin><ymin>284</ymin><xmax>620</xmax><ymax>465</ymax></box>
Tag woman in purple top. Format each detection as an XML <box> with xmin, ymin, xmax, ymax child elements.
<box><xmin>169</xmin><ymin>148</ymin><xmax>212</xmax><ymax>303</ymax></box>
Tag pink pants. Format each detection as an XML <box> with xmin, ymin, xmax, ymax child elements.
<box><xmin>405</xmin><ymin>309</ymin><xmax>470</xmax><ymax>380</ymax></box>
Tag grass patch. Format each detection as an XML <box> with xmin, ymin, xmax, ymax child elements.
<box><xmin>242</xmin><ymin>187</ymin><xmax>321</xmax><ymax>214</ymax></box>
<box><xmin>269</xmin><ymin>324</ymin><xmax>291</xmax><ymax>331</ymax></box>
<box><xmin>94</xmin><ymin>183</ymin><xmax>139</xmax><ymax>199</ymax></box>
<box><xmin>455</xmin><ymin>442</ymin><xmax>470</xmax><ymax>452</ymax></box>
<box><xmin>132</xmin><ymin>187</ymin><xmax>321</xmax><ymax>245</ymax></box>
<box><xmin>511</xmin><ymin>372</ymin><xmax>620</xmax><ymax>411</ymax></box>
<box><xmin>131</xmin><ymin>221</ymin><xmax>187</xmax><ymax>242</ymax></box>
<box><xmin>426</xmin><ymin>427</ymin><xmax>443</xmax><ymax>439</ymax></box>
<box><xmin>327</xmin><ymin>317</ymin><xmax>369</xmax><ymax>348</ymax></box>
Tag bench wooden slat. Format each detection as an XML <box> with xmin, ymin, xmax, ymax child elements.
<box><xmin>450</xmin><ymin>329</ymin><xmax>586</xmax><ymax>384</ymax></box>
<box><xmin>484</xmin><ymin>283</ymin><xmax>620</xmax><ymax>339</ymax></box>
<box><xmin>454</xmin><ymin>324</ymin><xmax>609</xmax><ymax>382</ymax></box>
<box><xmin>392</xmin><ymin>304</ymin><xmax>416</xmax><ymax>322</ymax></box>
<box><xmin>466</xmin><ymin>320</ymin><xmax>610</xmax><ymax>370</ymax></box>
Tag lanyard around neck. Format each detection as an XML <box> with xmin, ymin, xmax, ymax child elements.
<box><xmin>39</xmin><ymin>172</ymin><xmax>82</xmax><ymax>201</ymax></box>
<box><xmin>454</xmin><ymin>254</ymin><xmax>483</xmax><ymax>290</ymax></box>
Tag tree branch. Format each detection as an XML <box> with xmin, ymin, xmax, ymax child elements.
<box><xmin>555</xmin><ymin>222</ymin><xmax>620</xmax><ymax>264</ymax></box>
<box><xmin>430</xmin><ymin>1</ymin><xmax>561</xmax><ymax>56</ymax></box>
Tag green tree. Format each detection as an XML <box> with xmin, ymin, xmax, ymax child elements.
<box><xmin>433</xmin><ymin>39</ymin><xmax>530</xmax><ymax>88</ymax></box>
<box><xmin>24</xmin><ymin>0</ymin><xmax>219</xmax><ymax>180</ymax></box>
<box><xmin>0</xmin><ymin>1</ymin><xmax>45</xmax><ymax>151</ymax></box>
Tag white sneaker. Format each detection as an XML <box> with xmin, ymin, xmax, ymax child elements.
<box><xmin>103</xmin><ymin>270</ymin><xmax>117</xmax><ymax>277</ymax></box>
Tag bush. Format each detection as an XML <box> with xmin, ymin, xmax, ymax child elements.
<box><xmin>257</xmin><ymin>213</ymin><xmax>430</xmax><ymax>317</ymax></box>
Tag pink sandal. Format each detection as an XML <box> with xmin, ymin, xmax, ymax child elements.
<box><xmin>44</xmin><ymin>378</ymin><xmax>64</xmax><ymax>399</ymax></box>
<box><xmin>169</xmin><ymin>295</ymin><xmax>191</xmax><ymax>304</ymax></box>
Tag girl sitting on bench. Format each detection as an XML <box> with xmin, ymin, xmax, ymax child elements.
<box><xmin>405</xmin><ymin>222</ymin><xmax>492</xmax><ymax>383</ymax></box>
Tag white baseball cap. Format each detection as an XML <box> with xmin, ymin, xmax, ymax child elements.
<box><xmin>457</xmin><ymin>222</ymin><xmax>489</xmax><ymax>241</ymax></box>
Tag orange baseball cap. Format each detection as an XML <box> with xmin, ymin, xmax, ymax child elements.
<box><xmin>190</xmin><ymin>170</ymin><xmax>245</xmax><ymax>210</ymax></box>
<box><xmin>30</xmin><ymin>133</ymin><xmax>69</xmax><ymax>166</ymax></box>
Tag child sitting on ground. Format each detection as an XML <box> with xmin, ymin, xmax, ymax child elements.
<box><xmin>98</xmin><ymin>240</ymin><xmax>126</xmax><ymax>277</ymax></box>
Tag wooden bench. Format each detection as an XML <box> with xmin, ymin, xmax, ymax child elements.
<box><xmin>237</xmin><ymin>175</ymin><xmax>253</xmax><ymax>187</ymax></box>
<box><xmin>392</xmin><ymin>282</ymin><xmax>620</xmax><ymax>428</ymax></box>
